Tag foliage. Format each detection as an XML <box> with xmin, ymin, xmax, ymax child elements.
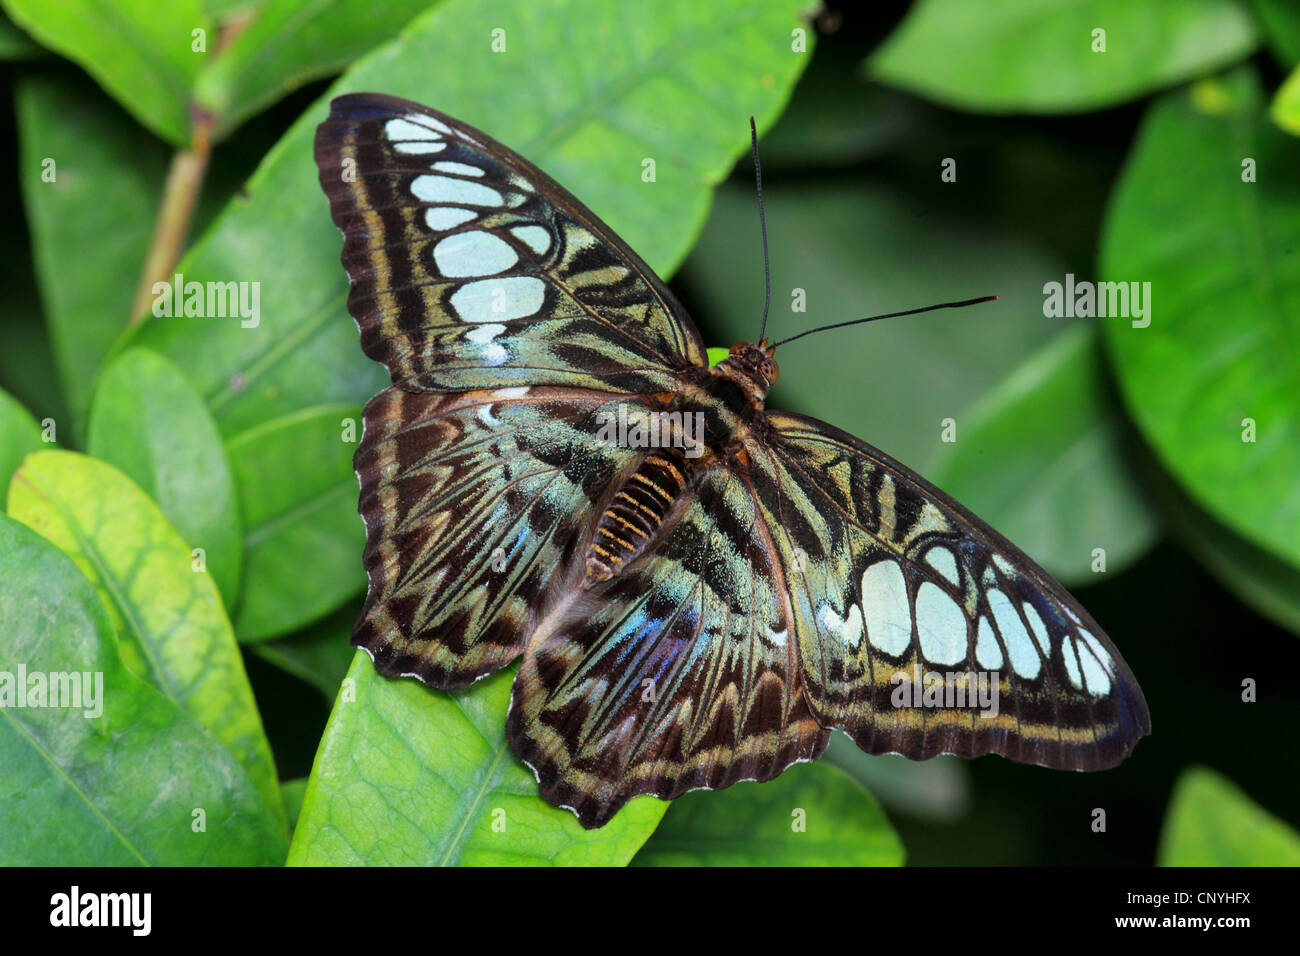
<box><xmin>0</xmin><ymin>0</ymin><xmax>1295</xmax><ymax>866</ymax></box>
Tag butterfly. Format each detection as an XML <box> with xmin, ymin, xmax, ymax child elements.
<box><xmin>314</xmin><ymin>93</ymin><xmax>1150</xmax><ymax>829</ymax></box>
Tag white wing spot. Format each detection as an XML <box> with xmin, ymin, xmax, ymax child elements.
<box><xmin>466</xmin><ymin>323</ymin><xmax>507</xmax><ymax>365</ymax></box>
<box><xmin>415</xmin><ymin>114</ymin><xmax>453</xmax><ymax>135</ymax></box>
<box><xmin>411</xmin><ymin>175</ymin><xmax>503</xmax><ymax>207</ymax></box>
<box><xmin>974</xmin><ymin>615</ymin><xmax>1002</xmax><ymax>670</ymax></box>
<box><xmin>817</xmin><ymin>602</ymin><xmax>864</xmax><ymax>649</ymax></box>
<box><xmin>394</xmin><ymin>141</ymin><xmax>445</xmax><ymax>155</ymax></box>
<box><xmin>861</xmin><ymin>560</ymin><xmax>912</xmax><ymax>657</ymax></box>
<box><xmin>431</xmin><ymin>161</ymin><xmax>484</xmax><ymax>177</ymax></box>
<box><xmin>988</xmin><ymin>589</ymin><xmax>1039</xmax><ymax>679</ymax></box>
<box><xmin>386</xmin><ymin>118</ymin><xmax>440</xmax><ymax>141</ymax></box>
<box><xmin>1062</xmin><ymin>637</ymin><xmax>1083</xmax><ymax>690</ymax></box>
<box><xmin>1077</xmin><ymin>630</ymin><xmax>1113</xmax><ymax>695</ymax></box>
<box><xmin>426</xmin><ymin>207</ymin><xmax>477</xmax><ymax>231</ymax></box>
<box><xmin>450</xmin><ymin>276</ymin><xmax>545</xmax><ymax>322</ymax></box>
<box><xmin>924</xmin><ymin>546</ymin><xmax>960</xmax><ymax>586</ymax></box>
<box><xmin>1022</xmin><ymin>602</ymin><xmax>1051</xmax><ymax>655</ymax></box>
<box><xmin>510</xmin><ymin>225</ymin><xmax>551</xmax><ymax>255</ymax></box>
<box><xmin>433</xmin><ymin>230</ymin><xmax>517</xmax><ymax>277</ymax></box>
<box><xmin>915</xmin><ymin>582</ymin><xmax>967</xmax><ymax>666</ymax></box>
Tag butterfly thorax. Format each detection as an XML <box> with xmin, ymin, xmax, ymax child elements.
<box><xmin>583</xmin><ymin>341</ymin><xmax>778</xmax><ymax>586</ymax></box>
<box><xmin>711</xmin><ymin>339</ymin><xmax>779</xmax><ymax>408</ymax></box>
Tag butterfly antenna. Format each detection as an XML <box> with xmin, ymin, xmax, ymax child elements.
<box><xmin>750</xmin><ymin>116</ymin><xmax>772</xmax><ymax>345</ymax></box>
<box><xmin>770</xmin><ymin>296</ymin><xmax>999</xmax><ymax>349</ymax></box>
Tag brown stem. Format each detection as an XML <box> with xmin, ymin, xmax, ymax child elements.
<box><xmin>127</xmin><ymin>119</ymin><xmax>212</xmax><ymax>327</ymax></box>
<box><xmin>126</xmin><ymin>15</ymin><xmax>252</xmax><ymax>328</ymax></box>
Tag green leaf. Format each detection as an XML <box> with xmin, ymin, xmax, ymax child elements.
<box><xmin>16</xmin><ymin>72</ymin><xmax>170</xmax><ymax>432</ymax></box>
<box><xmin>288</xmin><ymin>656</ymin><xmax>666</xmax><ymax>865</ymax></box>
<box><xmin>87</xmin><ymin>348</ymin><xmax>243</xmax><ymax>606</ymax></box>
<box><xmin>761</xmin><ymin>48</ymin><xmax>923</xmax><ymax>169</ymax></box>
<box><xmin>252</xmin><ymin>602</ymin><xmax>357</xmax><ymax>699</ymax></box>
<box><xmin>870</xmin><ymin>0</ymin><xmax>1257</xmax><ymax>113</ymax></box>
<box><xmin>1271</xmin><ymin>65</ymin><xmax>1300</xmax><ymax>136</ymax></box>
<box><xmin>0</xmin><ymin>387</ymin><xmax>42</xmax><ymax>493</ymax></box>
<box><xmin>929</xmin><ymin>325</ymin><xmax>1158</xmax><ymax>584</ymax></box>
<box><xmin>632</xmin><ymin>761</ymin><xmax>904</xmax><ymax>866</ymax></box>
<box><xmin>0</xmin><ymin>514</ymin><xmax>286</xmax><ymax>865</ymax></box>
<box><xmin>123</xmin><ymin>0</ymin><xmax>818</xmax><ymax>438</ymax></box>
<box><xmin>1159</xmin><ymin>766</ymin><xmax>1300</xmax><ymax>865</ymax></box>
<box><xmin>1100</xmin><ymin>68</ymin><xmax>1300</xmax><ymax>573</ymax></box>
<box><xmin>227</xmin><ymin>404</ymin><xmax>365</xmax><ymax>641</ymax></box>
<box><xmin>1143</xmin><ymin>446</ymin><xmax>1300</xmax><ymax>635</ymax></box>
<box><xmin>7</xmin><ymin>451</ymin><xmax>284</xmax><ymax>829</ymax></box>
<box><xmin>1252</xmin><ymin>0</ymin><xmax>1300</xmax><ymax>68</ymax></box>
<box><xmin>0</xmin><ymin>7</ymin><xmax>40</xmax><ymax>59</ymax></box>
<box><xmin>2</xmin><ymin>0</ymin><xmax>210</xmax><ymax>145</ymax></box>
<box><xmin>281</xmin><ymin>777</ymin><xmax>308</xmax><ymax>833</ymax></box>
<box><xmin>683</xmin><ymin>181</ymin><xmax>1064</xmax><ymax>473</ymax></box>
<box><xmin>195</xmin><ymin>0</ymin><xmax>431</xmax><ymax>141</ymax></box>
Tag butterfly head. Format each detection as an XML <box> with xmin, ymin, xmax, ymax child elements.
<box><xmin>714</xmin><ymin>339</ymin><xmax>779</xmax><ymax>403</ymax></box>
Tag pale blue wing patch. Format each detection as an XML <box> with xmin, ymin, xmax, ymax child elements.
<box><xmin>914</xmin><ymin>581</ymin><xmax>968</xmax><ymax>666</ymax></box>
<box><xmin>860</xmin><ymin>559</ymin><xmax>912</xmax><ymax>656</ymax></box>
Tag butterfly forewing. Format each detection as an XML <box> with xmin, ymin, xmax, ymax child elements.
<box><xmin>314</xmin><ymin>94</ymin><xmax>706</xmax><ymax>395</ymax></box>
<box><xmin>753</xmin><ymin>411</ymin><xmax>1151</xmax><ymax>770</ymax></box>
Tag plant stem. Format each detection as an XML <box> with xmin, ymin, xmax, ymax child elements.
<box><xmin>127</xmin><ymin>114</ymin><xmax>213</xmax><ymax>328</ymax></box>
<box><xmin>126</xmin><ymin>14</ymin><xmax>253</xmax><ymax>329</ymax></box>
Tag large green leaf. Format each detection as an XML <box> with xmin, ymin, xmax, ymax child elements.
<box><xmin>1143</xmin><ymin>447</ymin><xmax>1300</xmax><ymax>636</ymax></box>
<box><xmin>7</xmin><ymin>451</ymin><xmax>284</xmax><ymax>828</ymax></box>
<box><xmin>226</xmin><ymin>404</ymin><xmax>365</xmax><ymax>641</ymax></box>
<box><xmin>87</xmin><ymin>348</ymin><xmax>243</xmax><ymax>606</ymax></box>
<box><xmin>632</xmin><ymin>761</ymin><xmax>904</xmax><ymax>866</ymax></box>
<box><xmin>682</xmin><ymin>181</ymin><xmax>1064</xmax><ymax>474</ymax></box>
<box><xmin>0</xmin><ymin>514</ymin><xmax>286</xmax><ymax>865</ymax></box>
<box><xmin>16</xmin><ymin>72</ymin><xmax>170</xmax><ymax>431</ymax></box>
<box><xmin>1158</xmin><ymin>766</ymin><xmax>1300</xmax><ymax>865</ymax></box>
<box><xmin>195</xmin><ymin>0</ymin><xmax>432</xmax><ymax>141</ymax></box>
<box><xmin>288</xmin><ymin>656</ymin><xmax>666</xmax><ymax>865</ymax></box>
<box><xmin>870</xmin><ymin>0</ymin><xmax>1257</xmax><ymax>114</ymax></box>
<box><xmin>123</xmin><ymin>0</ymin><xmax>819</xmax><ymax>438</ymax></box>
<box><xmin>1100</xmin><ymin>69</ymin><xmax>1300</xmax><ymax>573</ymax></box>
<box><xmin>0</xmin><ymin>7</ymin><xmax>39</xmax><ymax>59</ymax></box>
<box><xmin>2</xmin><ymin>0</ymin><xmax>209</xmax><ymax>145</ymax></box>
<box><xmin>0</xmin><ymin>387</ymin><xmax>42</xmax><ymax>492</ymax></box>
<box><xmin>929</xmin><ymin>324</ymin><xmax>1158</xmax><ymax>584</ymax></box>
<box><xmin>1252</xmin><ymin>0</ymin><xmax>1300</xmax><ymax>67</ymax></box>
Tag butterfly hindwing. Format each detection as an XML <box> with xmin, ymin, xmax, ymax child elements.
<box><xmin>750</xmin><ymin>410</ymin><xmax>1151</xmax><ymax>770</ymax></box>
<box><xmin>314</xmin><ymin>94</ymin><xmax>707</xmax><ymax>395</ymax></box>
<box><xmin>354</xmin><ymin>385</ymin><xmax>664</xmax><ymax>687</ymax></box>
<box><xmin>508</xmin><ymin>465</ymin><xmax>830</xmax><ymax>828</ymax></box>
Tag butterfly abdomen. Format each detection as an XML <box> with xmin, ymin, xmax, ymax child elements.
<box><xmin>585</xmin><ymin>449</ymin><xmax>691</xmax><ymax>585</ymax></box>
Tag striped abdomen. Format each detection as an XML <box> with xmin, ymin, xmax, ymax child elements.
<box><xmin>585</xmin><ymin>450</ymin><xmax>690</xmax><ymax>585</ymax></box>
